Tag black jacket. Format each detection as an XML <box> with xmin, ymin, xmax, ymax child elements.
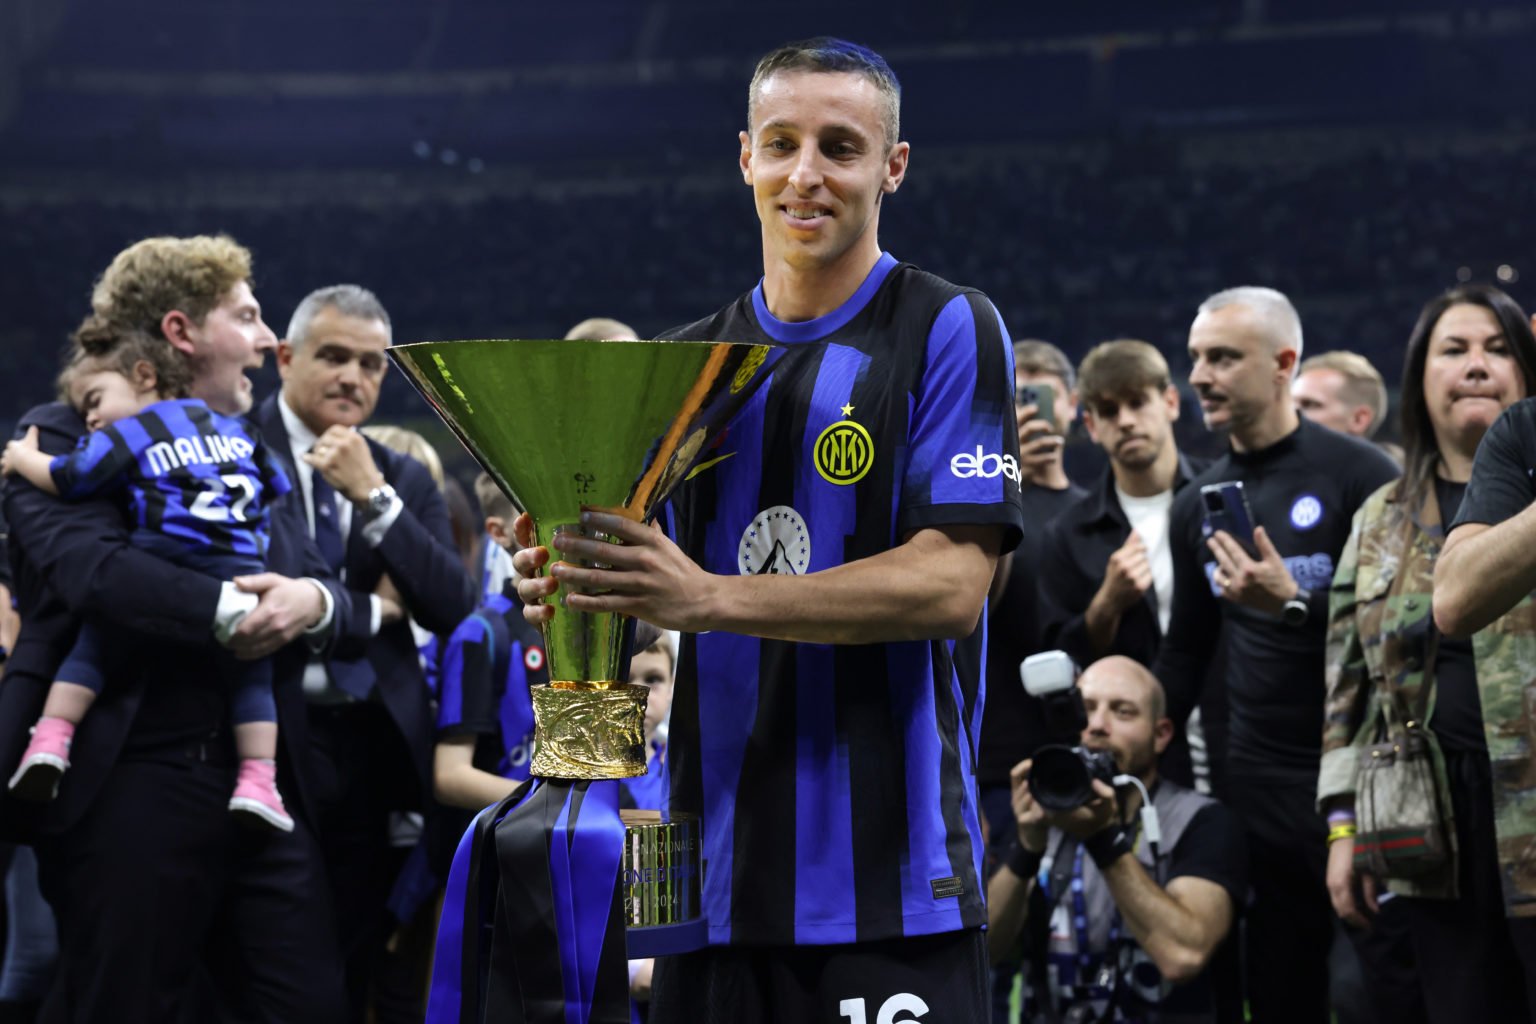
<box><xmin>255</xmin><ymin>393</ymin><xmax>474</xmax><ymax>806</ymax></box>
<box><xmin>1037</xmin><ymin>453</ymin><xmax>1205</xmax><ymax>669</ymax></box>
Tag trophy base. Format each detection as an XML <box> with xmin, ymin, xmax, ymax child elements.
<box><xmin>529</xmin><ymin>682</ymin><xmax>649</xmax><ymax>779</ymax></box>
<box><xmin>621</xmin><ymin>809</ymin><xmax>707</xmax><ymax>958</ymax></box>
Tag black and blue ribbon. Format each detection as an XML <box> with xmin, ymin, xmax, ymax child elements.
<box><xmin>428</xmin><ymin>778</ymin><xmax>631</xmax><ymax>1024</ymax></box>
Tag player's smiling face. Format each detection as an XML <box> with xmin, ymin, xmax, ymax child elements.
<box><xmin>740</xmin><ymin>70</ymin><xmax>908</xmax><ymax>278</ymax></box>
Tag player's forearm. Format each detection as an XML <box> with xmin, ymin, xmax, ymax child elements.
<box><xmin>702</xmin><ymin>527</ymin><xmax>997</xmax><ymax>644</ymax></box>
<box><xmin>1101</xmin><ymin>857</ymin><xmax>1219</xmax><ymax>984</ymax></box>
<box><xmin>1435</xmin><ymin>513</ymin><xmax>1536</xmax><ymax>636</ymax></box>
<box><xmin>985</xmin><ymin>865</ymin><xmax>1033</xmax><ymax>965</ymax></box>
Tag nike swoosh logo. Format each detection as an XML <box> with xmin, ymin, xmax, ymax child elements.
<box><xmin>686</xmin><ymin>452</ymin><xmax>737</xmax><ymax>480</ymax></box>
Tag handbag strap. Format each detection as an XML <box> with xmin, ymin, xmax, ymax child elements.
<box><xmin>1382</xmin><ymin>624</ymin><xmax>1439</xmax><ymax>736</ymax></box>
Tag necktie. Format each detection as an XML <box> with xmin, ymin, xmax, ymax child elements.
<box><xmin>309</xmin><ymin>452</ymin><xmax>375</xmax><ymax>699</ymax></box>
<box><xmin>309</xmin><ymin>459</ymin><xmax>346</xmax><ymax>575</ymax></box>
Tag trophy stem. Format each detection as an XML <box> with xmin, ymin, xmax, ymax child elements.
<box><xmin>537</xmin><ymin>518</ymin><xmax>629</xmax><ymax>689</ymax></box>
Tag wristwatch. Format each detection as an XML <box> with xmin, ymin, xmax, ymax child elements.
<box><xmin>362</xmin><ymin>483</ymin><xmax>397</xmax><ymax>521</ymax></box>
<box><xmin>1282</xmin><ymin>588</ymin><xmax>1312</xmax><ymax>627</ymax></box>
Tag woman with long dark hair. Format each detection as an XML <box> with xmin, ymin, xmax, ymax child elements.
<box><xmin>1320</xmin><ymin>283</ymin><xmax>1536</xmax><ymax>1019</ymax></box>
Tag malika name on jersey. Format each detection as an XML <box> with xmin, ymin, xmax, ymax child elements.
<box><xmin>144</xmin><ymin>432</ymin><xmax>255</xmax><ymax>475</ymax></box>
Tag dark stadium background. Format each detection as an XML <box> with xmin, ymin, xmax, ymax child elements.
<box><xmin>2</xmin><ymin>0</ymin><xmax>1531</xmax><ymax>477</ymax></box>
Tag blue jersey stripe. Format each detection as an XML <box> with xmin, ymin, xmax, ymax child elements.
<box><xmin>499</xmin><ymin>639</ymin><xmax>536</xmax><ymax>781</ymax></box>
<box><xmin>695</xmin><ymin>631</ymin><xmax>759</xmax><ymax>946</ymax></box>
<box><xmin>951</xmin><ymin>653</ymin><xmax>988</xmax><ymax>902</ymax></box>
<box><xmin>792</xmin><ymin>642</ymin><xmax>855</xmax><ymax>942</ymax></box>
<box><xmin>891</xmin><ymin>641</ymin><xmax>962</xmax><ymax>933</ymax></box>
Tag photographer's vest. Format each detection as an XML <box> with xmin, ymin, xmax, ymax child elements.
<box><xmin>1029</xmin><ymin>780</ymin><xmax>1217</xmax><ymax>1024</ymax></box>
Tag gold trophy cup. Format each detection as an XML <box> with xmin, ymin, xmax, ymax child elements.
<box><xmin>391</xmin><ymin>337</ymin><xmax>772</xmax><ymax>942</ymax></box>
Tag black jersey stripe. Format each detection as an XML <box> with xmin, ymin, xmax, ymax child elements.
<box><xmin>730</xmin><ymin>342</ymin><xmax>826</xmax><ymax>939</ymax></box>
<box><xmin>138</xmin><ymin>409</ymin><xmax>176</xmax><ymax>536</ymax></box>
<box><xmin>930</xmin><ymin>638</ymin><xmax>984</xmax><ymax>923</ymax></box>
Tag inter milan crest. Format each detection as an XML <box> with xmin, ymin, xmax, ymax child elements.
<box><xmin>813</xmin><ymin>403</ymin><xmax>874</xmax><ymax>485</ymax></box>
<box><xmin>738</xmin><ymin>505</ymin><xmax>811</xmax><ymax>575</ymax></box>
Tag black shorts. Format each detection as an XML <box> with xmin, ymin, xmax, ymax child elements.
<box><xmin>648</xmin><ymin>928</ymin><xmax>987</xmax><ymax>1024</ymax></box>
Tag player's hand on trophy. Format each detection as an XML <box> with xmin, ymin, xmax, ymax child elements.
<box><xmin>544</xmin><ymin>510</ymin><xmax>713</xmax><ymax>632</ymax></box>
<box><xmin>512</xmin><ymin>512</ymin><xmax>557</xmax><ymax>625</ymax></box>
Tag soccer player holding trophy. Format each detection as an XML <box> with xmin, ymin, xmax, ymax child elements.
<box><xmin>510</xmin><ymin>38</ymin><xmax>1025</xmax><ymax>1023</ymax></box>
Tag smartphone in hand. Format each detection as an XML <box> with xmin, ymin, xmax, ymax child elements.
<box><xmin>1016</xmin><ymin>381</ymin><xmax>1057</xmax><ymax>433</ymax></box>
<box><xmin>1200</xmin><ymin>481</ymin><xmax>1257</xmax><ymax>556</ymax></box>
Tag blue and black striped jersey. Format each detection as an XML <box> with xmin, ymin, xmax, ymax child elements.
<box><xmin>49</xmin><ymin>398</ymin><xmax>290</xmax><ymax>563</ymax></box>
<box><xmin>437</xmin><ymin>586</ymin><xmax>549</xmax><ymax>781</ymax></box>
<box><xmin>658</xmin><ymin>253</ymin><xmax>1026</xmax><ymax>946</ymax></box>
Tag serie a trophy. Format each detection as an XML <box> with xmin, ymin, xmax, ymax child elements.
<box><xmin>390</xmin><ymin>337</ymin><xmax>774</xmax><ymax>1024</ymax></box>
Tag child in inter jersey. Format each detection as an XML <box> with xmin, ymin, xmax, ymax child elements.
<box><xmin>0</xmin><ymin>332</ymin><xmax>295</xmax><ymax>831</ymax></box>
<box><xmin>433</xmin><ymin>473</ymin><xmax>551</xmax><ymax>816</ymax></box>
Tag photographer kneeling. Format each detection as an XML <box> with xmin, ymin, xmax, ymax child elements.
<box><xmin>987</xmin><ymin>655</ymin><xmax>1246</xmax><ymax>1023</ymax></box>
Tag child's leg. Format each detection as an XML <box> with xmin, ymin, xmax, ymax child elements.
<box><xmin>226</xmin><ymin>660</ymin><xmax>293</xmax><ymax>833</ymax></box>
<box><xmin>232</xmin><ymin>722</ymin><xmax>277</xmax><ymax>762</ymax></box>
<box><xmin>10</xmin><ymin>626</ymin><xmax>109</xmax><ymax>800</ymax></box>
<box><xmin>40</xmin><ymin>681</ymin><xmax>98</xmax><ymax>725</ymax></box>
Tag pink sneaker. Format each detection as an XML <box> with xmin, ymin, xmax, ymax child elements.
<box><xmin>228</xmin><ymin>759</ymin><xmax>295</xmax><ymax>833</ymax></box>
<box><xmin>8</xmin><ymin>717</ymin><xmax>74</xmax><ymax>801</ymax></box>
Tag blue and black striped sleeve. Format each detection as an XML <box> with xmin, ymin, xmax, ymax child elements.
<box><xmin>48</xmin><ymin>425</ymin><xmax>137</xmax><ymax>501</ymax></box>
<box><xmin>252</xmin><ymin>437</ymin><xmax>292</xmax><ymax>502</ymax></box>
<box><xmin>437</xmin><ymin>612</ymin><xmax>500</xmax><ymax>739</ymax></box>
<box><xmin>897</xmin><ymin>292</ymin><xmax>1025</xmax><ymax>553</ymax></box>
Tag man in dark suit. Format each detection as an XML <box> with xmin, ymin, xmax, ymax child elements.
<box><xmin>256</xmin><ymin>283</ymin><xmax>474</xmax><ymax>1021</ymax></box>
<box><xmin>0</xmin><ymin>235</ymin><xmax>349</xmax><ymax>1022</ymax></box>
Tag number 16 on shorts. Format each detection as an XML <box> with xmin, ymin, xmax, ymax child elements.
<box><xmin>839</xmin><ymin>993</ymin><xmax>930</xmax><ymax>1024</ymax></box>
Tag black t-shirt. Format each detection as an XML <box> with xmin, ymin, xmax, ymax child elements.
<box><xmin>1155</xmin><ymin>419</ymin><xmax>1400</xmax><ymax>782</ymax></box>
<box><xmin>1453</xmin><ymin>398</ymin><xmax>1536</xmax><ymax>531</ymax></box>
<box><xmin>977</xmin><ymin>481</ymin><xmax>1087</xmax><ymax>784</ymax></box>
<box><xmin>1029</xmin><ymin>797</ymin><xmax>1247</xmax><ymax>1019</ymax></box>
<box><xmin>1431</xmin><ymin>477</ymin><xmax>1487</xmax><ymax>754</ymax></box>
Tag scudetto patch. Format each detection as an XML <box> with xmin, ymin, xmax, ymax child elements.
<box><xmin>738</xmin><ymin>505</ymin><xmax>810</xmax><ymax>576</ymax></box>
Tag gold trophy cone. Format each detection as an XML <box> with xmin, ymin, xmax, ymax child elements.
<box><xmin>391</xmin><ymin>336</ymin><xmax>773</xmax><ymax>943</ymax></box>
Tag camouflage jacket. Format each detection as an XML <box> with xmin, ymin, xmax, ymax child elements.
<box><xmin>1319</xmin><ymin>481</ymin><xmax>1458</xmax><ymax>900</ymax></box>
<box><xmin>1469</xmin><ymin>552</ymin><xmax>1536</xmax><ymax>916</ymax></box>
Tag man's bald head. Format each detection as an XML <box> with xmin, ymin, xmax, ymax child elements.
<box><xmin>1195</xmin><ymin>286</ymin><xmax>1304</xmax><ymax>368</ymax></box>
<box><xmin>1079</xmin><ymin>655</ymin><xmax>1166</xmax><ymax>721</ymax></box>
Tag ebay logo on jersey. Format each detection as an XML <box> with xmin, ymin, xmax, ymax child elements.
<box><xmin>950</xmin><ymin>447</ymin><xmax>1021</xmax><ymax>483</ymax></box>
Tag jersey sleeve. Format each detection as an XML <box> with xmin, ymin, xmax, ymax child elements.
<box><xmin>1454</xmin><ymin>403</ymin><xmax>1536</xmax><ymax>529</ymax></box>
<box><xmin>436</xmin><ymin>612</ymin><xmax>501</xmax><ymax>738</ymax></box>
<box><xmin>896</xmin><ymin>293</ymin><xmax>1025</xmax><ymax>553</ymax></box>
<box><xmin>1165</xmin><ymin>803</ymin><xmax>1248</xmax><ymax>910</ymax></box>
<box><xmin>48</xmin><ymin>424</ymin><xmax>137</xmax><ymax>500</ymax></box>
<box><xmin>252</xmin><ymin>437</ymin><xmax>293</xmax><ymax>501</ymax></box>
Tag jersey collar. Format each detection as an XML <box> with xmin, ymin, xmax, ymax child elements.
<box><xmin>750</xmin><ymin>252</ymin><xmax>898</xmax><ymax>344</ymax></box>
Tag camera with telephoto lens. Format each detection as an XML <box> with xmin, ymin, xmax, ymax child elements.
<box><xmin>1020</xmin><ymin>651</ymin><xmax>1120</xmax><ymax>812</ymax></box>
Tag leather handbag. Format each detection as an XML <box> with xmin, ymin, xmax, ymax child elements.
<box><xmin>1353</xmin><ymin>631</ymin><xmax>1454</xmax><ymax>879</ymax></box>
